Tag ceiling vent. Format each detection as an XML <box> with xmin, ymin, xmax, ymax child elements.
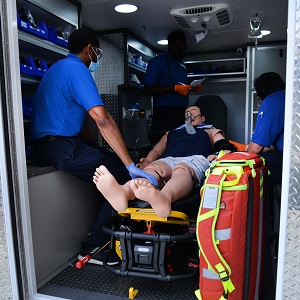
<box><xmin>170</xmin><ymin>4</ymin><xmax>233</xmax><ymax>30</ymax></box>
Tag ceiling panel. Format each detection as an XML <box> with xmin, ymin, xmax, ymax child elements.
<box><xmin>78</xmin><ymin>0</ymin><xmax>288</xmax><ymax>53</ymax></box>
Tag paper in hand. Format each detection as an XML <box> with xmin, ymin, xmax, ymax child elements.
<box><xmin>190</xmin><ymin>77</ymin><xmax>206</xmax><ymax>87</ymax></box>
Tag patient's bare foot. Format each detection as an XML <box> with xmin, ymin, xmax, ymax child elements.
<box><xmin>93</xmin><ymin>165</ymin><xmax>130</xmax><ymax>212</ymax></box>
<box><xmin>130</xmin><ymin>179</ymin><xmax>171</xmax><ymax>218</ymax></box>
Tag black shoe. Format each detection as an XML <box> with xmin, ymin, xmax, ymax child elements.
<box><xmin>77</xmin><ymin>245</ymin><xmax>120</xmax><ymax>266</ymax></box>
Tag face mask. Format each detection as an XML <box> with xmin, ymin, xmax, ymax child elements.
<box><xmin>88</xmin><ymin>54</ymin><xmax>100</xmax><ymax>72</ymax></box>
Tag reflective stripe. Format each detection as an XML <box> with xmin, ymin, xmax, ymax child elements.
<box><xmin>215</xmin><ymin>228</ymin><xmax>231</xmax><ymax>241</ymax></box>
<box><xmin>255</xmin><ymin>169</ymin><xmax>264</xmax><ymax>299</ymax></box>
<box><xmin>195</xmin><ymin>289</ymin><xmax>202</xmax><ymax>300</ymax></box>
<box><xmin>203</xmin><ymin>268</ymin><xmax>219</xmax><ymax>280</ymax></box>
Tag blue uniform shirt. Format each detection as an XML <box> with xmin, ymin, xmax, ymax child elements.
<box><xmin>144</xmin><ymin>51</ymin><xmax>189</xmax><ymax>108</ymax></box>
<box><xmin>251</xmin><ymin>90</ymin><xmax>285</xmax><ymax>151</ymax></box>
<box><xmin>30</xmin><ymin>54</ymin><xmax>104</xmax><ymax>140</ymax></box>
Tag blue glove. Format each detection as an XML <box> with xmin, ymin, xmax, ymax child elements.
<box><xmin>126</xmin><ymin>162</ymin><xmax>158</xmax><ymax>186</ymax></box>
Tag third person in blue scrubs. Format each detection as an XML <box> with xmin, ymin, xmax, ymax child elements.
<box><xmin>144</xmin><ymin>30</ymin><xmax>202</xmax><ymax>145</ymax></box>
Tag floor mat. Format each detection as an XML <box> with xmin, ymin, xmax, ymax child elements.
<box><xmin>39</xmin><ymin>263</ymin><xmax>199</xmax><ymax>300</ymax></box>
<box><xmin>38</xmin><ymin>243</ymin><xmax>276</xmax><ymax>300</ymax></box>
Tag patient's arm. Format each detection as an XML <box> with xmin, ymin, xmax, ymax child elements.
<box><xmin>137</xmin><ymin>133</ymin><xmax>168</xmax><ymax>169</ymax></box>
<box><xmin>205</xmin><ymin>129</ymin><xmax>224</xmax><ymax>145</ymax></box>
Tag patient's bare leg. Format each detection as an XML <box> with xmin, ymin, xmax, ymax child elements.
<box><xmin>130</xmin><ymin>163</ymin><xmax>194</xmax><ymax>218</ymax></box>
<box><xmin>93</xmin><ymin>165</ymin><xmax>134</xmax><ymax>212</ymax></box>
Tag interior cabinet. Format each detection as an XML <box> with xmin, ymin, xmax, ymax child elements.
<box><xmin>246</xmin><ymin>45</ymin><xmax>287</xmax><ymax>138</ymax></box>
<box><xmin>123</xmin><ymin>36</ymin><xmax>156</xmax><ymax>159</ymax></box>
<box><xmin>19</xmin><ymin>33</ymin><xmax>69</xmax><ymax>160</ymax></box>
<box><xmin>96</xmin><ymin>30</ymin><xmax>155</xmax><ymax>159</ymax></box>
<box><xmin>126</xmin><ymin>34</ymin><xmax>156</xmax><ymax>86</ymax></box>
<box><xmin>118</xmin><ymin>85</ymin><xmax>152</xmax><ymax>160</ymax></box>
<box><xmin>184</xmin><ymin>57</ymin><xmax>246</xmax><ymax>79</ymax></box>
<box><xmin>16</xmin><ymin>0</ymin><xmax>79</xmax><ymax>161</ymax></box>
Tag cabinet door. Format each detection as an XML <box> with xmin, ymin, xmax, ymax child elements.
<box><xmin>251</xmin><ymin>46</ymin><xmax>286</xmax><ymax>85</ymax></box>
<box><xmin>118</xmin><ymin>85</ymin><xmax>152</xmax><ymax>161</ymax></box>
<box><xmin>248</xmin><ymin>45</ymin><xmax>286</xmax><ymax>137</ymax></box>
<box><xmin>184</xmin><ymin>57</ymin><xmax>246</xmax><ymax>78</ymax></box>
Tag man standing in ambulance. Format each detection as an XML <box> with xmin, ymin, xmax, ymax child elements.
<box><xmin>144</xmin><ymin>30</ymin><xmax>202</xmax><ymax>145</ymax></box>
<box><xmin>30</xmin><ymin>28</ymin><xmax>157</xmax><ymax>265</ymax></box>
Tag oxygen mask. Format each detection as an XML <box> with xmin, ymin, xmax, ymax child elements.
<box><xmin>185</xmin><ymin>112</ymin><xmax>196</xmax><ymax>134</ymax></box>
<box><xmin>188</xmin><ymin>113</ymin><xmax>202</xmax><ymax>121</ymax></box>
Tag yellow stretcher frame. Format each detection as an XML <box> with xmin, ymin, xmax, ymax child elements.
<box><xmin>118</xmin><ymin>207</ymin><xmax>191</xmax><ymax>225</ymax></box>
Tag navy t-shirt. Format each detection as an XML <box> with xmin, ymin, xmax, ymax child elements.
<box><xmin>162</xmin><ymin>126</ymin><xmax>214</xmax><ymax>158</ymax></box>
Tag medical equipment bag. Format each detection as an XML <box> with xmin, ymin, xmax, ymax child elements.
<box><xmin>195</xmin><ymin>151</ymin><xmax>268</xmax><ymax>300</ymax></box>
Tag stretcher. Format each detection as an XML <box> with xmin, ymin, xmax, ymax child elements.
<box><xmin>102</xmin><ymin>189</ymin><xmax>201</xmax><ymax>281</ymax></box>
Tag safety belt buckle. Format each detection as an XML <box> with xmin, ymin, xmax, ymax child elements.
<box><xmin>219</xmin><ymin>270</ymin><xmax>229</xmax><ymax>282</ymax></box>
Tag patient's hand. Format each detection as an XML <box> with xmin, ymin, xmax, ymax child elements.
<box><xmin>136</xmin><ymin>158</ymin><xmax>144</xmax><ymax>168</ymax></box>
<box><xmin>207</xmin><ymin>150</ymin><xmax>231</xmax><ymax>162</ymax></box>
<box><xmin>136</xmin><ymin>157</ymin><xmax>151</xmax><ymax>169</ymax></box>
<box><xmin>207</xmin><ymin>154</ymin><xmax>217</xmax><ymax>162</ymax></box>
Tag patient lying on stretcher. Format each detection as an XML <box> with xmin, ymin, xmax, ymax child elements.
<box><xmin>93</xmin><ymin>105</ymin><xmax>236</xmax><ymax>218</ymax></box>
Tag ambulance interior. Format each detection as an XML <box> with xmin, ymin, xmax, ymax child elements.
<box><xmin>17</xmin><ymin>0</ymin><xmax>288</xmax><ymax>299</ymax></box>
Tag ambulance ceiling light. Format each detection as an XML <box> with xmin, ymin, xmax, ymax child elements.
<box><xmin>202</xmin><ymin>16</ymin><xmax>212</xmax><ymax>22</ymax></box>
<box><xmin>157</xmin><ymin>39</ymin><xmax>168</xmax><ymax>45</ymax></box>
<box><xmin>114</xmin><ymin>4</ymin><xmax>138</xmax><ymax>13</ymax></box>
<box><xmin>261</xmin><ymin>30</ymin><xmax>271</xmax><ymax>36</ymax></box>
<box><xmin>190</xmin><ymin>17</ymin><xmax>199</xmax><ymax>23</ymax></box>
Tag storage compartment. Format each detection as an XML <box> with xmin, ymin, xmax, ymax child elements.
<box><xmin>47</xmin><ymin>26</ymin><xmax>69</xmax><ymax>47</ymax></box>
<box><xmin>27</xmin><ymin>169</ymin><xmax>101</xmax><ymax>287</ymax></box>
<box><xmin>20</xmin><ymin>56</ymin><xmax>36</xmax><ymax>75</ymax></box>
<box><xmin>17</xmin><ymin>12</ymin><xmax>48</xmax><ymax>39</ymax></box>
<box><xmin>34</xmin><ymin>59</ymin><xmax>48</xmax><ymax>77</ymax></box>
<box><xmin>127</xmin><ymin>34</ymin><xmax>156</xmax><ymax>86</ymax></box>
<box><xmin>185</xmin><ymin>58</ymin><xmax>246</xmax><ymax>77</ymax></box>
<box><xmin>118</xmin><ymin>85</ymin><xmax>152</xmax><ymax>156</ymax></box>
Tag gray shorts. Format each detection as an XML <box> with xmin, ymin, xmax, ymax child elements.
<box><xmin>157</xmin><ymin>155</ymin><xmax>211</xmax><ymax>184</ymax></box>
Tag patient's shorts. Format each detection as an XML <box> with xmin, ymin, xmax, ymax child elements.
<box><xmin>157</xmin><ymin>155</ymin><xmax>210</xmax><ymax>184</ymax></box>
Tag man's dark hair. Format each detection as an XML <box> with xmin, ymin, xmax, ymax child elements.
<box><xmin>186</xmin><ymin>103</ymin><xmax>205</xmax><ymax>116</ymax></box>
<box><xmin>68</xmin><ymin>28</ymin><xmax>100</xmax><ymax>54</ymax></box>
<box><xmin>254</xmin><ymin>72</ymin><xmax>285</xmax><ymax>100</ymax></box>
<box><xmin>168</xmin><ymin>30</ymin><xmax>186</xmax><ymax>45</ymax></box>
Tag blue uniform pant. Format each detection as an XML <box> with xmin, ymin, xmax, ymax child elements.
<box><xmin>33</xmin><ymin>135</ymin><xmax>131</xmax><ymax>246</ymax></box>
<box><xmin>260</xmin><ymin>151</ymin><xmax>283</xmax><ymax>184</ymax></box>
